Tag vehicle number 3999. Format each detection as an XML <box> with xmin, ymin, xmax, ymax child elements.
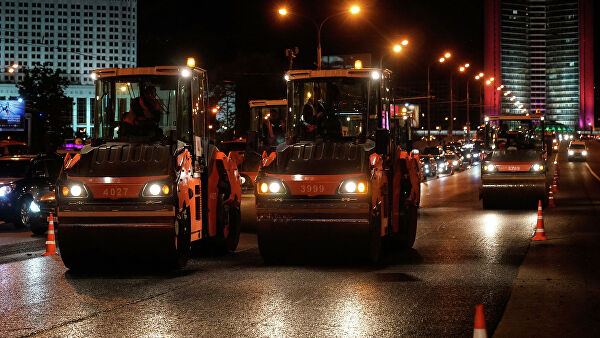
<box><xmin>102</xmin><ymin>187</ymin><xmax>128</xmax><ymax>198</ymax></box>
<box><xmin>300</xmin><ymin>184</ymin><xmax>325</xmax><ymax>194</ymax></box>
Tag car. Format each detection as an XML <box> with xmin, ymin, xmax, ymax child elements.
<box><xmin>0</xmin><ymin>140</ymin><xmax>28</xmax><ymax>156</ymax></box>
<box><xmin>423</xmin><ymin>146</ymin><xmax>444</xmax><ymax>156</ymax></box>
<box><xmin>434</xmin><ymin>155</ymin><xmax>454</xmax><ymax>175</ymax></box>
<box><xmin>420</xmin><ymin>156</ymin><xmax>438</xmax><ymax>180</ymax></box>
<box><xmin>444</xmin><ymin>153</ymin><xmax>464</xmax><ymax>171</ymax></box>
<box><xmin>460</xmin><ymin>149</ymin><xmax>475</xmax><ymax>166</ymax></box>
<box><xmin>0</xmin><ymin>154</ymin><xmax>61</xmax><ymax>235</ymax></box>
<box><xmin>567</xmin><ymin>141</ymin><xmax>587</xmax><ymax>161</ymax></box>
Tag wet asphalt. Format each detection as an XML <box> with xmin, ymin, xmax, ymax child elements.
<box><xmin>1</xmin><ymin>142</ymin><xmax>598</xmax><ymax>337</ymax></box>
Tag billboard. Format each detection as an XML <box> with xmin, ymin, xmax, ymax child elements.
<box><xmin>0</xmin><ymin>100</ymin><xmax>25</xmax><ymax>131</ymax></box>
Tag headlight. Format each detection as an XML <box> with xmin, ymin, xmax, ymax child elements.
<box><xmin>453</xmin><ymin>160</ymin><xmax>458</xmax><ymax>166</ymax></box>
<box><xmin>257</xmin><ymin>178</ymin><xmax>287</xmax><ymax>195</ymax></box>
<box><xmin>240</xmin><ymin>176</ymin><xmax>246</xmax><ymax>185</ymax></box>
<box><xmin>0</xmin><ymin>184</ymin><xmax>14</xmax><ymax>197</ymax></box>
<box><xmin>473</xmin><ymin>153</ymin><xmax>479</xmax><ymax>157</ymax></box>
<box><xmin>467</xmin><ymin>154</ymin><xmax>472</xmax><ymax>158</ymax></box>
<box><xmin>531</xmin><ymin>163</ymin><xmax>544</xmax><ymax>172</ymax></box>
<box><xmin>61</xmin><ymin>182</ymin><xmax>89</xmax><ymax>198</ymax></box>
<box><xmin>239</xmin><ymin>174</ymin><xmax>254</xmax><ymax>190</ymax></box>
<box><xmin>438</xmin><ymin>163</ymin><xmax>445</xmax><ymax>169</ymax></box>
<box><xmin>483</xmin><ymin>163</ymin><xmax>496</xmax><ymax>172</ymax></box>
<box><xmin>29</xmin><ymin>201</ymin><xmax>41</xmax><ymax>213</ymax></box>
<box><xmin>338</xmin><ymin>179</ymin><xmax>368</xmax><ymax>195</ymax></box>
<box><xmin>424</xmin><ymin>164</ymin><xmax>429</xmax><ymax>169</ymax></box>
<box><xmin>568</xmin><ymin>150</ymin><xmax>574</xmax><ymax>155</ymax></box>
<box><xmin>141</xmin><ymin>181</ymin><xmax>171</xmax><ymax>198</ymax></box>
<box><xmin>582</xmin><ymin>150</ymin><xmax>588</xmax><ymax>156</ymax></box>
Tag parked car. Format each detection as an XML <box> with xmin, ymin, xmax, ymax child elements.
<box><xmin>0</xmin><ymin>154</ymin><xmax>61</xmax><ymax>235</ymax></box>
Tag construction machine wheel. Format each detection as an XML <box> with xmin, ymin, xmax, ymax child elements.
<box><xmin>215</xmin><ymin>192</ymin><xmax>241</xmax><ymax>254</ymax></box>
<box><xmin>366</xmin><ymin>215</ymin><xmax>382</xmax><ymax>263</ymax></box>
<box><xmin>398</xmin><ymin>202</ymin><xmax>418</xmax><ymax>248</ymax></box>
<box><xmin>170</xmin><ymin>207</ymin><xmax>191</xmax><ymax>268</ymax></box>
<box><xmin>257</xmin><ymin>229</ymin><xmax>283</xmax><ymax>265</ymax></box>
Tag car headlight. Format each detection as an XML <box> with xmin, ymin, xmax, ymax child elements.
<box><xmin>531</xmin><ymin>163</ymin><xmax>544</xmax><ymax>172</ymax></box>
<box><xmin>483</xmin><ymin>163</ymin><xmax>496</xmax><ymax>172</ymax></box>
<box><xmin>582</xmin><ymin>150</ymin><xmax>588</xmax><ymax>156</ymax></box>
<box><xmin>141</xmin><ymin>181</ymin><xmax>171</xmax><ymax>198</ymax></box>
<box><xmin>29</xmin><ymin>201</ymin><xmax>41</xmax><ymax>213</ymax></box>
<box><xmin>452</xmin><ymin>160</ymin><xmax>458</xmax><ymax>166</ymax></box>
<box><xmin>466</xmin><ymin>154</ymin><xmax>472</xmax><ymax>158</ymax></box>
<box><xmin>61</xmin><ymin>182</ymin><xmax>90</xmax><ymax>198</ymax></box>
<box><xmin>424</xmin><ymin>164</ymin><xmax>429</xmax><ymax>169</ymax></box>
<box><xmin>438</xmin><ymin>163</ymin><xmax>445</xmax><ymax>169</ymax></box>
<box><xmin>257</xmin><ymin>178</ymin><xmax>287</xmax><ymax>195</ymax></box>
<box><xmin>338</xmin><ymin>179</ymin><xmax>368</xmax><ymax>195</ymax></box>
<box><xmin>568</xmin><ymin>150</ymin><xmax>574</xmax><ymax>155</ymax></box>
<box><xmin>473</xmin><ymin>153</ymin><xmax>479</xmax><ymax>157</ymax></box>
<box><xmin>0</xmin><ymin>184</ymin><xmax>14</xmax><ymax>197</ymax></box>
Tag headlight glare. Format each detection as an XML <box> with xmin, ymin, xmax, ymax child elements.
<box><xmin>484</xmin><ymin>163</ymin><xmax>496</xmax><ymax>172</ymax></box>
<box><xmin>344</xmin><ymin>181</ymin><xmax>357</xmax><ymax>193</ymax></box>
<box><xmin>0</xmin><ymin>184</ymin><xmax>13</xmax><ymax>197</ymax></box>
<box><xmin>257</xmin><ymin>179</ymin><xmax>287</xmax><ymax>195</ymax></box>
<box><xmin>70</xmin><ymin>185</ymin><xmax>83</xmax><ymax>197</ymax></box>
<box><xmin>582</xmin><ymin>150</ymin><xmax>588</xmax><ymax>156</ymax></box>
<box><xmin>61</xmin><ymin>182</ymin><xmax>89</xmax><ymax>198</ymax></box>
<box><xmin>141</xmin><ymin>181</ymin><xmax>172</xmax><ymax>198</ymax></box>
<box><xmin>568</xmin><ymin>150</ymin><xmax>574</xmax><ymax>155</ymax></box>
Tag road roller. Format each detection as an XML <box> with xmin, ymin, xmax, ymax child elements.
<box><xmin>56</xmin><ymin>62</ymin><xmax>242</xmax><ymax>269</ymax></box>
<box><xmin>255</xmin><ymin>67</ymin><xmax>421</xmax><ymax>263</ymax></box>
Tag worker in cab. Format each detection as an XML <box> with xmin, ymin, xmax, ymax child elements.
<box><xmin>119</xmin><ymin>85</ymin><xmax>162</xmax><ymax>140</ymax></box>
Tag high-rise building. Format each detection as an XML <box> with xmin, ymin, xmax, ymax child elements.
<box><xmin>0</xmin><ymin>0</ymin><xmax>137</xmax><ymax>136</ymax></box>
<box><xmin>484</xmin><ymin>0</ymin><xmax>593</xmax><ymax>130</ymax></box>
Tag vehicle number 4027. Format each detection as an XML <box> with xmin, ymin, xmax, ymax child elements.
<box><xmin>300</xmin><ymin>184</ymin><xmax>324</xmax><ymax>193</ymax></box>
<box><xmin>103</xmin><ymin>187</ymin><xmax>128</xmax><ymax>198</ymax></box>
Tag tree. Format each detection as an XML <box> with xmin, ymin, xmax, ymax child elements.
<box><xmin>17</xmin><ymin>64</ymin><xmax>73</xmax><ymax>152</ymax></box>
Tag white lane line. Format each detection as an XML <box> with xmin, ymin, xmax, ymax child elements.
<box><xmin>585</xmin><ymin>162</ymin><xmax>600</xmax><ymax>182</ymax></box>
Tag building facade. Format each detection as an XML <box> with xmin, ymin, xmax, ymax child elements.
<box><xmin>0</xmin><ymin>0</ymin><xmax>137</xmax><ymax>136</ymax></box>
<box><xmin>484</xmin><ymin>0</ymin><xmax>593</xmax><ymax>130</ymax></box>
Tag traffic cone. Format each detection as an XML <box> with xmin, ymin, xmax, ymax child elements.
<box><xmin>552</xmin><ymin>177</ymin><xmax>558</xmax><ymax>193</ymax></box>
<box><xmin>42</xmin><ymin>213</ymin><xmax>57</xmax><ymax>256</ymax></box>
<box><xmin>473</xmin><ymin>304</ymin><xmax>487</xmax><ymax>338</ymax></box>
<box><xmin>532</xmin><ymin>200</ymin><xmax>548</xmax><ymax>241</ymax></box>
<box><xmin>548</xmin><ymin>189</ymin><xmax>556</xmax><ymax>208</ymax></box>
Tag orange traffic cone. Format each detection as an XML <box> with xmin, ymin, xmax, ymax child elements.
<box><xmin>552</xmin><ymin>178</ymin><xmax>558</xmax><ymax>193</ymax></box>
<box><xmin>42</xmin><ymin>213</ymin><xmax>57</xmax><ymax>256</ymax></box>
<box><xmin>473</xmin><ymin>304</ymin><xmax>487</xmax><ymax>338</ymax></box>
<box><xmin>532</xmin><ymin>200</ymin><xmax>548</xmax><ymax>241</ymax></box>
<box><xmin>548</xmin><ymin>190</ymin><xmax>556</xmax><ymax>208</ymax></box>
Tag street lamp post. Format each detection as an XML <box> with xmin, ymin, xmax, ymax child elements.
<box><xmin>279</xmin><ymin>5</ymin><xmax>360</xmax><ymax>70</ymax></box>
<box><xmin>427</xmin><ymin>52</ymin><xmax>452</xmax><ymax>142</ymax></box>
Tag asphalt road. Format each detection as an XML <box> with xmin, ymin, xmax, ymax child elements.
<box><xmin>0</xmin><ymin>142</ymin><xmax>598</xmax><ymax>337</ymax></box>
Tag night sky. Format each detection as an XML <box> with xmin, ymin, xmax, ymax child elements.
<box><xmin>138</xmin><ymin>0</ymin><xmax>600</xmax><ymax>125</ymax></box>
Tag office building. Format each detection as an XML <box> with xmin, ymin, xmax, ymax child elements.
<box><xmin>484</xmin><ymin>0</ymin><xmax>593</xmax><ymax>129</ymax></box>
<box><xmin>0</xmin><ymin>0</ymin><xmax>137</xmax><ymax>135</ymax></box>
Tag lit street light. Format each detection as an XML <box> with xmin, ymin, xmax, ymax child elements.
<box><xmin>278</xmin><ymin>5</ymin><xmax>360</xmax><ymax>69</ymax></box>
<box><xmin>380</xmin><ymin>41</ymin><xmax>408</xmax><ymax>69</ymax></box>
<box><xmin>427</xmin><ymin>51</ymin><xmax>452</xmax><ymax>141</ymax></box>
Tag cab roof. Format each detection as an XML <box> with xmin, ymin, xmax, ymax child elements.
<box><xmin>249</xmin><ymin>99</ymin><xmax>287</xmax><ymax>108</ymax></box>
<box><xmin>92</xmin><ymin>66</ymin><xmax>206</xmax><ymax>79</ymax></box>
<box><xmin>285</xmin><ymin>68</ymin><xmax>391</xmax><ymax>80</ymax></box>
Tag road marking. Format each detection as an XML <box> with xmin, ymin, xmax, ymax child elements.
<box><xmin>585</xmin><ymin>162</ymin><xmax>600</xmax><ymax>182</ymax></box>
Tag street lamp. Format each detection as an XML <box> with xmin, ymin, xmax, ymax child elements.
<box><xmin>278</xmin><ymin>5</ymin><xmax>360</xmax><ymax>69</ymax></box>
<box><xmin>448</xmin><ymin>62</ymin><xmax>470</xmax><ymax>140</ymax></box>
<box><xmin>427</xmin><ymin>51</ymin><xmax>452</xmax><ymax>141</ymax></box>
<box><xmin>379</xmin><ymin>41</ymin><xmax>407</xmax><ymax>69</ymax></box>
